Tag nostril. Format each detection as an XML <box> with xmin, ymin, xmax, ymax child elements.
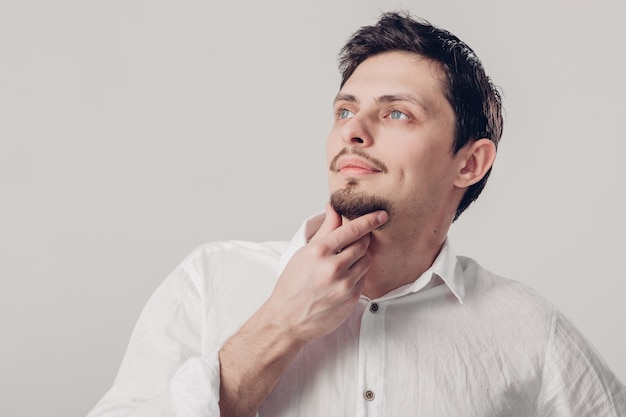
<box><xmin>353</xmin><ymin>137</ymin><xmax>364</xmax><ymax>144</ymax></box>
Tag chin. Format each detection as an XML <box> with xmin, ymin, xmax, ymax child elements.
<box><xmin>330</xmin><ymin>186</ymin><xmax>393</xmax><ymax>221</ymax></box>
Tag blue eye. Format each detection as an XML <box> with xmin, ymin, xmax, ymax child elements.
<box><xmin>389</xmin><ymin>110</ymin><xmax>408</xmax><ymax>120</ymax></box>
<box><xmin>338</xmin><ymin>109</ymin><xmax>355</xmax><ymax>119</ymax></box>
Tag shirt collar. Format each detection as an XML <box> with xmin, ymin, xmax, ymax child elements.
<box><xmin>415</xmin><ymin>239</ymin><xmax>465</xmax><ymax>303</ymax></box>
<box><xmin>279</xmin><ymin>212</ymin><xmax>465</xmax><ymax>304</ymax></box>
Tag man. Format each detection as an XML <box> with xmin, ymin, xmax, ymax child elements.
<box><xmin>89</xmin><ymin>12</ymin><xmax>626</xmax><ymax>417</ymax></box>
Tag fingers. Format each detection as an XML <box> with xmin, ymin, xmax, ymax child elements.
<box><xmin>327</xmin><ymin>210</ymin><xmax>388</xmax><ymax>254</ymax></box>
<box><xmin>314</xmin><ymin>203</ymin><xmax>342</xmax><ymax>238</ymax></box>
<box><xmin>334</xmin><ymin>231</ymin><xmax>369</xmax><ymax>261</ymax></box>
<box><xmin>308</xmin><ymin>204</ymin><xmax>388</xmax><ymax>270</ymax></box>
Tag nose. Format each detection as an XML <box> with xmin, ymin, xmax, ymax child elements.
<box><xmin>341</xmin><ymin>114</ymin><xmax>373</xmax><ymax>147</ymax></box>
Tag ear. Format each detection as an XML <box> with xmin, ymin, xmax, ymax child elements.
<box><xmin>454</xmin><ymin>138</ymin><xmax>497</xmax><ymax>188</ymax></box>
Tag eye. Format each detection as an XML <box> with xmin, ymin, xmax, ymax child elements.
<box><xmin>337</xmin><ymin>108</ymin><xmax>355</xmax><ymax>120</ymax></box>
<box><xmin>388</xmin><ymin>110</ymin><xmax>409</xmax><ymax>120</ymax></box>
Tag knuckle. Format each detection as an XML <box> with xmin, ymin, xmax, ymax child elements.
<box><xmin>324</xmin><ymin>260</ymin><xmax>342</xmax><ymax>277</ymax></box>
<box><xmin>369</xmin><ymin>212</ymin><xmax>380</xmax><ymax>227</ymax></box>
<box><xmin>308</xmin><ymin>241</ymin><xmax>330</xmax><ymax>257</ymax></box>
<box><xmin>339</xmin><ymin>278</ymin><xmax>354</xmax><ymax>293</ymax></box>
<box><xmin>317</xmin><ymin>257</ymin><xmax>342</xmax><ymax>278</ymax></box>
<box><xmin>327</xmin><ymin>236</ymin><xmax>343</xmax><ymax>252</ymax></box>
<box><xmin>348</xmin><ymin>224</ymin><xmax>363</xmax><ymax>241</ymax></box>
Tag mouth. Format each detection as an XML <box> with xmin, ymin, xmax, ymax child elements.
<box><xmin>336</xmin><ymin>157</ymin><xmax>382</xmax><ymax>176</ymax></box>
<box><xmin>330</xmin><ymin>148</ymin><xmax>388</xmax><ymax>177</ymax></box>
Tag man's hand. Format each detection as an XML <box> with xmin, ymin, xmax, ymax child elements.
<box><xmin>261</xmin><ymin>204</ymin><xmax>388</xmax><ymax>343</ymax></box>
<box><xmin>218</xmin><ymin>205</ymin><xmax>387</xmax><ymax>417</ymax></box>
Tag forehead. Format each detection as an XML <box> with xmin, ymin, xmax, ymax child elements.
<box><xmin>338</xmin><ymin>51</ymin><xmax>449</xmax><ymax>110</ymax></box>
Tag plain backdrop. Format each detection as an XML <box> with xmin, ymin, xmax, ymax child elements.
<box><xmin>1</xmin><ymin>0</ymin><xmax>625</xmax><ymax>415</ymax></box>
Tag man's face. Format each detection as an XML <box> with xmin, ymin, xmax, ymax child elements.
<box><xmin>327</xmin><ymin>51</ymin><xmax>462</xmax><ymax>227</ymax></box>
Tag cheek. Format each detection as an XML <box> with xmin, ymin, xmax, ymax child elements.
<box><xmin>395</xmin><ymin>149</ymin><xmax>450</xmax><ymax>189</ymax></box>
<box><xmin>394</xmin><ymin>148</ymin><xmax>428</xmax><ymax>178</ymax></box>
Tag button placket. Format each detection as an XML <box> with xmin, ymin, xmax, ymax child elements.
<box><xmin>356</xmin><ymin>300</ymin><xmax>386</xmax><ymax>415</ymax></box>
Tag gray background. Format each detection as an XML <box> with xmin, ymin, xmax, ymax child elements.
<box><xmin>1</xmin><ymin>0</ymin><xmax>625</xmax><ymax>416</ymax></box>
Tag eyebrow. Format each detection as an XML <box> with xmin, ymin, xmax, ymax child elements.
<box><xmin>333</xmin><ymin>93</ymin><xmax>357</xmax><ymax>104</ymax></box>
<box><xmin>376</xmin><ymin>94</ymin><xmax>429</xmax><ymax>113</ymax></box>
<box><xmin>333</xmin><ymin>93</ymin><xmax>429</xmax><ymax>113</ymax></box>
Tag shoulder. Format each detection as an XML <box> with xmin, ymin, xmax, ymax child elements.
<box><xmin>165</xmin><ymin>240</ymin><xmax>289</xmax><ymax>297</ymax></box>
<box><xmin>182</xmin><ymin>240</ymin><xmax>289</xmax><ymax>268</ymax></box>
<box><xmin>455</xmin><ymin>259</ymin><xmax>626</xmax><ymax>413</ymax></box>
<box><xmin>457</xmin><ymin>255</ymin><xmax>557</xmax><ymax>338</ymax></box>
<box><xmin>538</xmin><ymin>301</ymin><xmax>626</xmax><ymax>414</ymax></box>
<box><xmin>459</xmin><ymin>255</ymin><xmax>553</xmax><ymax>310</ymax></box>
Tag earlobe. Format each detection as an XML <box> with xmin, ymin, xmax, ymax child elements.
<box><xmin>454</xmin><ymin>139</ymin><xmax>497</xmax><ymax>188</ymax></box>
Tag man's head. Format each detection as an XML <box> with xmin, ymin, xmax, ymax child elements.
<box><xmin>331</xmin><ymin>11</ymin><xmax>503</xmax><ymax>221</ymax></box>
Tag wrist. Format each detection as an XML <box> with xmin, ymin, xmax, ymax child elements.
<box><xmin>250</xmin><ymin>302</ymin><xmax>311</xmax><ymax>350</ymax></box>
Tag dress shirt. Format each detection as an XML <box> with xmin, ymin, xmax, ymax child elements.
<box><xmin>88</xmin><ymin>213</ymin><xmax>626</xmax><ymax>417</ymax></box>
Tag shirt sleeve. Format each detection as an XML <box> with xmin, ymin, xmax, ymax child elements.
<box><xmin>87</xmin><ymin>264</ymin><xmax>223</xmax><ymax>417</ymax></box>
<box><xmin>169</xmin><ymin>356</ymin><xmax>221</xmax><ymax>416</ymax></box>
<box><xmin>538</xmin><ymin>310</ymin><xmax>626</xmax><ymax>417</ymax></box>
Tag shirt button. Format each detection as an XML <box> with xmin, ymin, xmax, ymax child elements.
<box><xmin>369</xmin><ymin>303</ymin><xmax>379</xmax><ymax>313</ymax></box>
<box><xmin>363</xmin><ymin>389</ymin><xmax>375</xmax><ymax>401</ymax></box>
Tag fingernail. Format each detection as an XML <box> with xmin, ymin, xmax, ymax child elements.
<box><xmin>377</xmin><ymin>211</ymin><xmax>388</xmax><ymax>224</ymax></box>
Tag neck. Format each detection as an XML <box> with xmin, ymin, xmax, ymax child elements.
<box><xmin>360</xmin><ymin>215</ymin><xmax>452</xmax><ymax>299</ymax></box>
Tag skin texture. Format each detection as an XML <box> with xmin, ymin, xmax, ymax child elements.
<box><xmin>218</xmin><ymin>51</ymin><xmax>496</xmax><ymax>417</ymax></box>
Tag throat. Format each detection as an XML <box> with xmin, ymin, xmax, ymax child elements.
<box><xmin>361</xmin><ymin>232</ymin><xmax>445</xmax><ymax>299</ymax></box>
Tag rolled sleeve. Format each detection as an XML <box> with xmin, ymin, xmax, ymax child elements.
<box><xmin>170</xmin><ymin>355</ymin><xmax>221</xmax><ymax>417</ymax></box>
<box><xmin>88</xmin><ymin>265</ymin><xmax>207</xmax><ymax>417</ymax></box>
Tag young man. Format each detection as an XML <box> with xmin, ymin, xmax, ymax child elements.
<box><xmin>89</xmin><ymin>12</ymin><xmax>626</xmax><ymax>417</ymax></box>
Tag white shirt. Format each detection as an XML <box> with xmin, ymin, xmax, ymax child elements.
<box><xmin>88</xmin><ymin>213</ymin><xmax>626</xmax><ymax>417</ymax></box>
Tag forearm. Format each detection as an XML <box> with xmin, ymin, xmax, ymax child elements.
<box><xmin>218</xmin><ymin>306</ymin><xmax>306</xmax><ymax>417</ymax></box>
<box><xmin>218</xmin><ymin>208</ymin><xmax>387</xmax><ymax>416</ymax></box>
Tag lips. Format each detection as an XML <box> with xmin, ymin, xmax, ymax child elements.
<box><xmin>336</xmin><ymin>157</ymin><xmax>382</xmax><ymax>175</ymax></box>
<box><xmin>329</xmin><ymin>148</ymin><xmax>388</xmax><ymax>178</ymax></box>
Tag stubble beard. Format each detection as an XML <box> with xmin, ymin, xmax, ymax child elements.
<box><xmin>330</xmin><ymin>179</ymin><xmax>393</xmax><ymax>223</ymax></box>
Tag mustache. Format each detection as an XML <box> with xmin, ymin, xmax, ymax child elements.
<box><xmin>329</xmin><ymin>147</ymin><xmax>388</xmax><ymax>173</ymax></box>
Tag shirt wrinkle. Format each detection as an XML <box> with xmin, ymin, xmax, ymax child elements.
<box><xmin>556</xmin><ymin>313</ymin><xmax>622</xmax><ymax>417</ymax></box>
<box><xmin>88</xmin><ymin>214</ymin><xmax>626</xmax><ymax>417</ymax></box>
<box><xmin>537</xmin><ymin>306</ymin><xmax>558</xmax><ymax>416</ymax></box>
